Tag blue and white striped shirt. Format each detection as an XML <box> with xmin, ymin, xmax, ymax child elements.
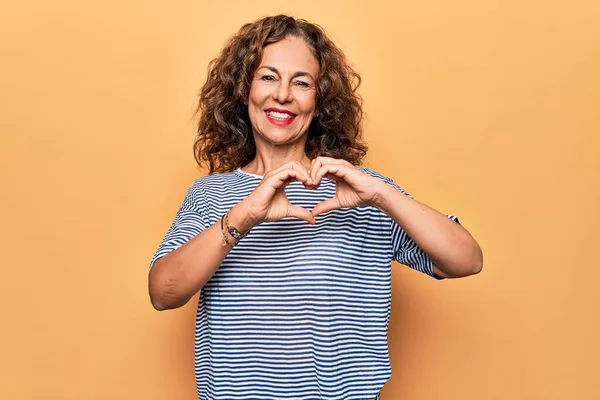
<box><xmin>150</xmin><ymin>166</ymin><xmax>458</xmax><ymax>400</ymax></box>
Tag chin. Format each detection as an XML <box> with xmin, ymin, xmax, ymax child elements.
<box><xmin>256</xmin><ymin>126</ymin><xmax>306</xmax><ymax>146</ymax></box>
<box><xmin>265</xmin><ymin>134</ymin><xmax>301</xmax><ymax>146</ymax></box>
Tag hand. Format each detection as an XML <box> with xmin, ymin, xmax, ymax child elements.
<box><xmin>309</xmin><ymin>157</ymin><xmax>383</xmax><ymax>218</ymax></box>
<box><xmin>235</xmin><ymin>161</ymin><xmax>316</xmax><ymax>229</ymax></box>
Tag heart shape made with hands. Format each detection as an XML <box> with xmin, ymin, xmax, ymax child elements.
<box><xmin>244</xmin><ymin>157</ymin><xmax>382</xmax><ymax>227</ymax></box>
<box><xmin>290</xmin><ymin>157</ymin><xmax>381</xmax><ymax>220</ymax></box>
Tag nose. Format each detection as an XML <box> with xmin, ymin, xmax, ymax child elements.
<box><xmin>273</xmin><ymin>81</ymin><xmax>292</xmax><ymax>104</ymax></box>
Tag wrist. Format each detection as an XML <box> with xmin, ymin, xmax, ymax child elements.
<box><xmin>371</xmin><ymin>180</ymin><xmax>413</xmax><ymax>216</ymax></box>
<box><xmin>228</xmin><ymin>202</ymin><xmax>258</xmax><ymax>233</ymax></box>
<box><xmin>369</xmin><ymin>179</ymin><xmax>392</xmax><ymax>211</ymax></box>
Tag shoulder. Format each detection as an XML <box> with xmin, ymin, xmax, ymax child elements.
<box><xmin>356</xmin><ymin>165</ymin><xmax>411</xmax><ymax>197</ymax></box>
<box><xmin>183</xmin><ymin>171</ymin><xmax>236</xmax><ymax>199</ymax></box>
<box><xmin>191</xmin><ymin>171</ymin><xmax>238</xmax><ymax>187</ymax></box>
<box><xmin>188</xmin><ymin>169</ymin><xmax>258</xmax><ymax>199</ymax></box>
<box><xmin>356</xmin><ymin>165</ymin><xmax>393</xmax><ymax>182</ymax></box>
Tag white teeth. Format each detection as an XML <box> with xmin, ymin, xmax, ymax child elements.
<box><xmin>266</xmin><ymin>111</ymin><xmax>295</xmax><ymax>120</ymax></box>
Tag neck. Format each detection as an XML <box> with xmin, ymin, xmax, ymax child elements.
<box><xmin>242</xmin><ymin>141</ymin><xmax>311</xmax><ymax>176</ymax></box>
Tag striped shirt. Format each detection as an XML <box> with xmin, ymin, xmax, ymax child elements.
<box><xmin>150</xmin><ymin>166</ymin><xmax>459</xmax><ymax>400</ymax></box>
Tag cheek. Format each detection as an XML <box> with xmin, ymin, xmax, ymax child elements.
<box><xmin>248</xmin><ymin>81</ymin><xmax>270</xmax><ymax>104</ymax></box>
<box><xmin>298</xmin><ymin>93</ymin><xmax>317</xmax><ymax>114</ymax></box>
<box><xmin>247</xmin><ymin>91</ymin><xmax>266</xmax><ymax>121</ymax></box>
<box><xmin>247</xmin><ymin>83</ymin><xmax>265</xmax><ymax>107</ymax></box>
<box><xmin>247</xmin><ymin>91</ymin><xmax>260</xmax><ymax>107</ymax></box>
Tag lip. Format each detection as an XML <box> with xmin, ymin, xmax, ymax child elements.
<box><xmin>265</xmin><ymin>108</ymin><xmax>297</xmax><ymax>116</ymax></box>
<box><xmin>264</xmin><ymin>108</ymin><xmax>297</xmax><ymax>126</ymax></box>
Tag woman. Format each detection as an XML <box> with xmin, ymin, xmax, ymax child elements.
<box><xmin>148</xmin><ymin>15</ymin><xmax>482</xmax><ymax>400</ymax></box>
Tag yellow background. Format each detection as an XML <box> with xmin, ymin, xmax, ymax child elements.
<box><xmin>1</xmin><ymin>0</ymin><xmax>598</xmax><ymax>399</ymax></box>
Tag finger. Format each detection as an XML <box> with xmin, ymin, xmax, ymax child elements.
<box><xmin>280</xmin><ymin>176</ymin><xmax>295</xmax><ymax>191</ymax></box>
<box><xmin>287</xmin><ymin>204</ymin><xmax>316</xmax><ymax>225</ymax></box>
<box><xmin>266</xmin><ymin>161</ymin><xmax>310</xmax><ymax>180</ymax></box>
<box><xmin>324</xmin><ymin>172</ymin><xmax>339</xmax><ymax>182</ymax></box>
<box><xmin>313</xmin><ymin>163</ymin><xmax>348</xmax><ymax>187</ymax></box>
<box><xmin>310</xmin><ymin>157</ymin><xmax>323</xmax><ymax>183</ymax></box>
<box><xmin>313</xmin><ymin>156</ymin><xmax>348</xmax><ymax>166</ymax></box>
<box><xmin>312</xmin><ymin>198</ymin><xmax>340</xmax><ymax>218</ymax></box>
<box><xmin>308</xmin><ymin>158</ymin><xmax>317</xmax><ymax>186</ymax></box>
<box><xmin>290</xmin><ymin>161</ymin><xmax>312</xmax><ymax>184</ymax></box>
<box><xmin>266</xmin><ymin>168</ymin><xmax>308</xmax><ymax>190</ymax></box>
<box><xmin>264</xmin><ymin>162</ymin><xmax>289</xmax><ymax>178</ymax></box>
<box><xmin>311</xmin><ymin>157</ymin><xmax>350</xmax><ymax>184</ymax></box>
<box><xmin>310</xmin><ymin>157</ymin><xmax>319</xmax><ymax>174</ymax></box>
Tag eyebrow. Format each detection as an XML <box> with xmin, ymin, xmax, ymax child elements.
<box><xmin>257</xmin><ymin>66</ymin><xmax>315</xmax><ymax>81</ymax></box>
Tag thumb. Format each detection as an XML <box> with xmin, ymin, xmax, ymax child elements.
<box><xmin>287</xmin><ymin>204</ymin><xmax>316</xmax><ymax>225</ymax></box>
<box><xmin>311</xmin><ymin>198</ymin><xmax>339</xmax><ymax>218</ymax></box>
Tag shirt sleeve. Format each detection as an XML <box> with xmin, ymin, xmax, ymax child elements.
<box><xmin>148</xmin><ymin>182</ymin><xmax>209</xmax><ymax>270</ymax></box>
<box><xmin>383</xmin><ymin>177</ymin><xmax>461</xmax><ymax>280</ymax></box>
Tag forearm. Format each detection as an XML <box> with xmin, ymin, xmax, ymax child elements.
<box><xmin>373</xmin><ymin>181</ymin><xmax>483</xmax><ymax>278</ymax></box>
<box><xmin>148</xmin><ymin>204</ymin><xmax>253</xmax><ymax>310</ymax></box>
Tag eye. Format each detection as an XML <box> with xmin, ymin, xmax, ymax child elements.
<box><xmin>260</xmin><ymin>75</ymin><xmax>276</xmax><ymax>82</ymax></box>
<box><xmin>294</xmin><ymin>81</ymin><xmax>310</xmax><ymax>88</ymax></box>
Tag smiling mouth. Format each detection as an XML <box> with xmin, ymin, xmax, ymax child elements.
<box><xmin>265</xmin><ymin>110</ymin><xmax>297</xmax><ymax>125</ymax></box>
<box><xmin>265</xmin><ymin>110</ymin><xmax>296</xmax><ymax>120</ymax></box>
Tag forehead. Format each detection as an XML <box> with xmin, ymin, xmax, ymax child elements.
<box><xmin>259</xmin><ymin>36</ymin><xmax>319</xmax><ymax>76</ymax></box>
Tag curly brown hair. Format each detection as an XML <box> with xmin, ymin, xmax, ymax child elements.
<box><xmin>194</xmin><ymin>15</ymin><xmax>367</xmax><ymax>174</ymax></box>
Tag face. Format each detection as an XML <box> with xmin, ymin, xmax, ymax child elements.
<box><xmin>247</xmin><ymin>36</ymin><xmax>319</xmax><ymax>149</ymax></box>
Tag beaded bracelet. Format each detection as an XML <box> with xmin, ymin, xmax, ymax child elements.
<box><xmin>224</xmin><ymin>212</ymin><xmax>248</xmax><ymax>240</ymax></box>
<box><xmin>220</xmin><ymin>215</ymin><xmax>235</xmax><ymax>247</ymax></box>
<box><xmin>220</xmin><ymin>212</ymin><xmax>248</xmax><ymax>247</ymax></box>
